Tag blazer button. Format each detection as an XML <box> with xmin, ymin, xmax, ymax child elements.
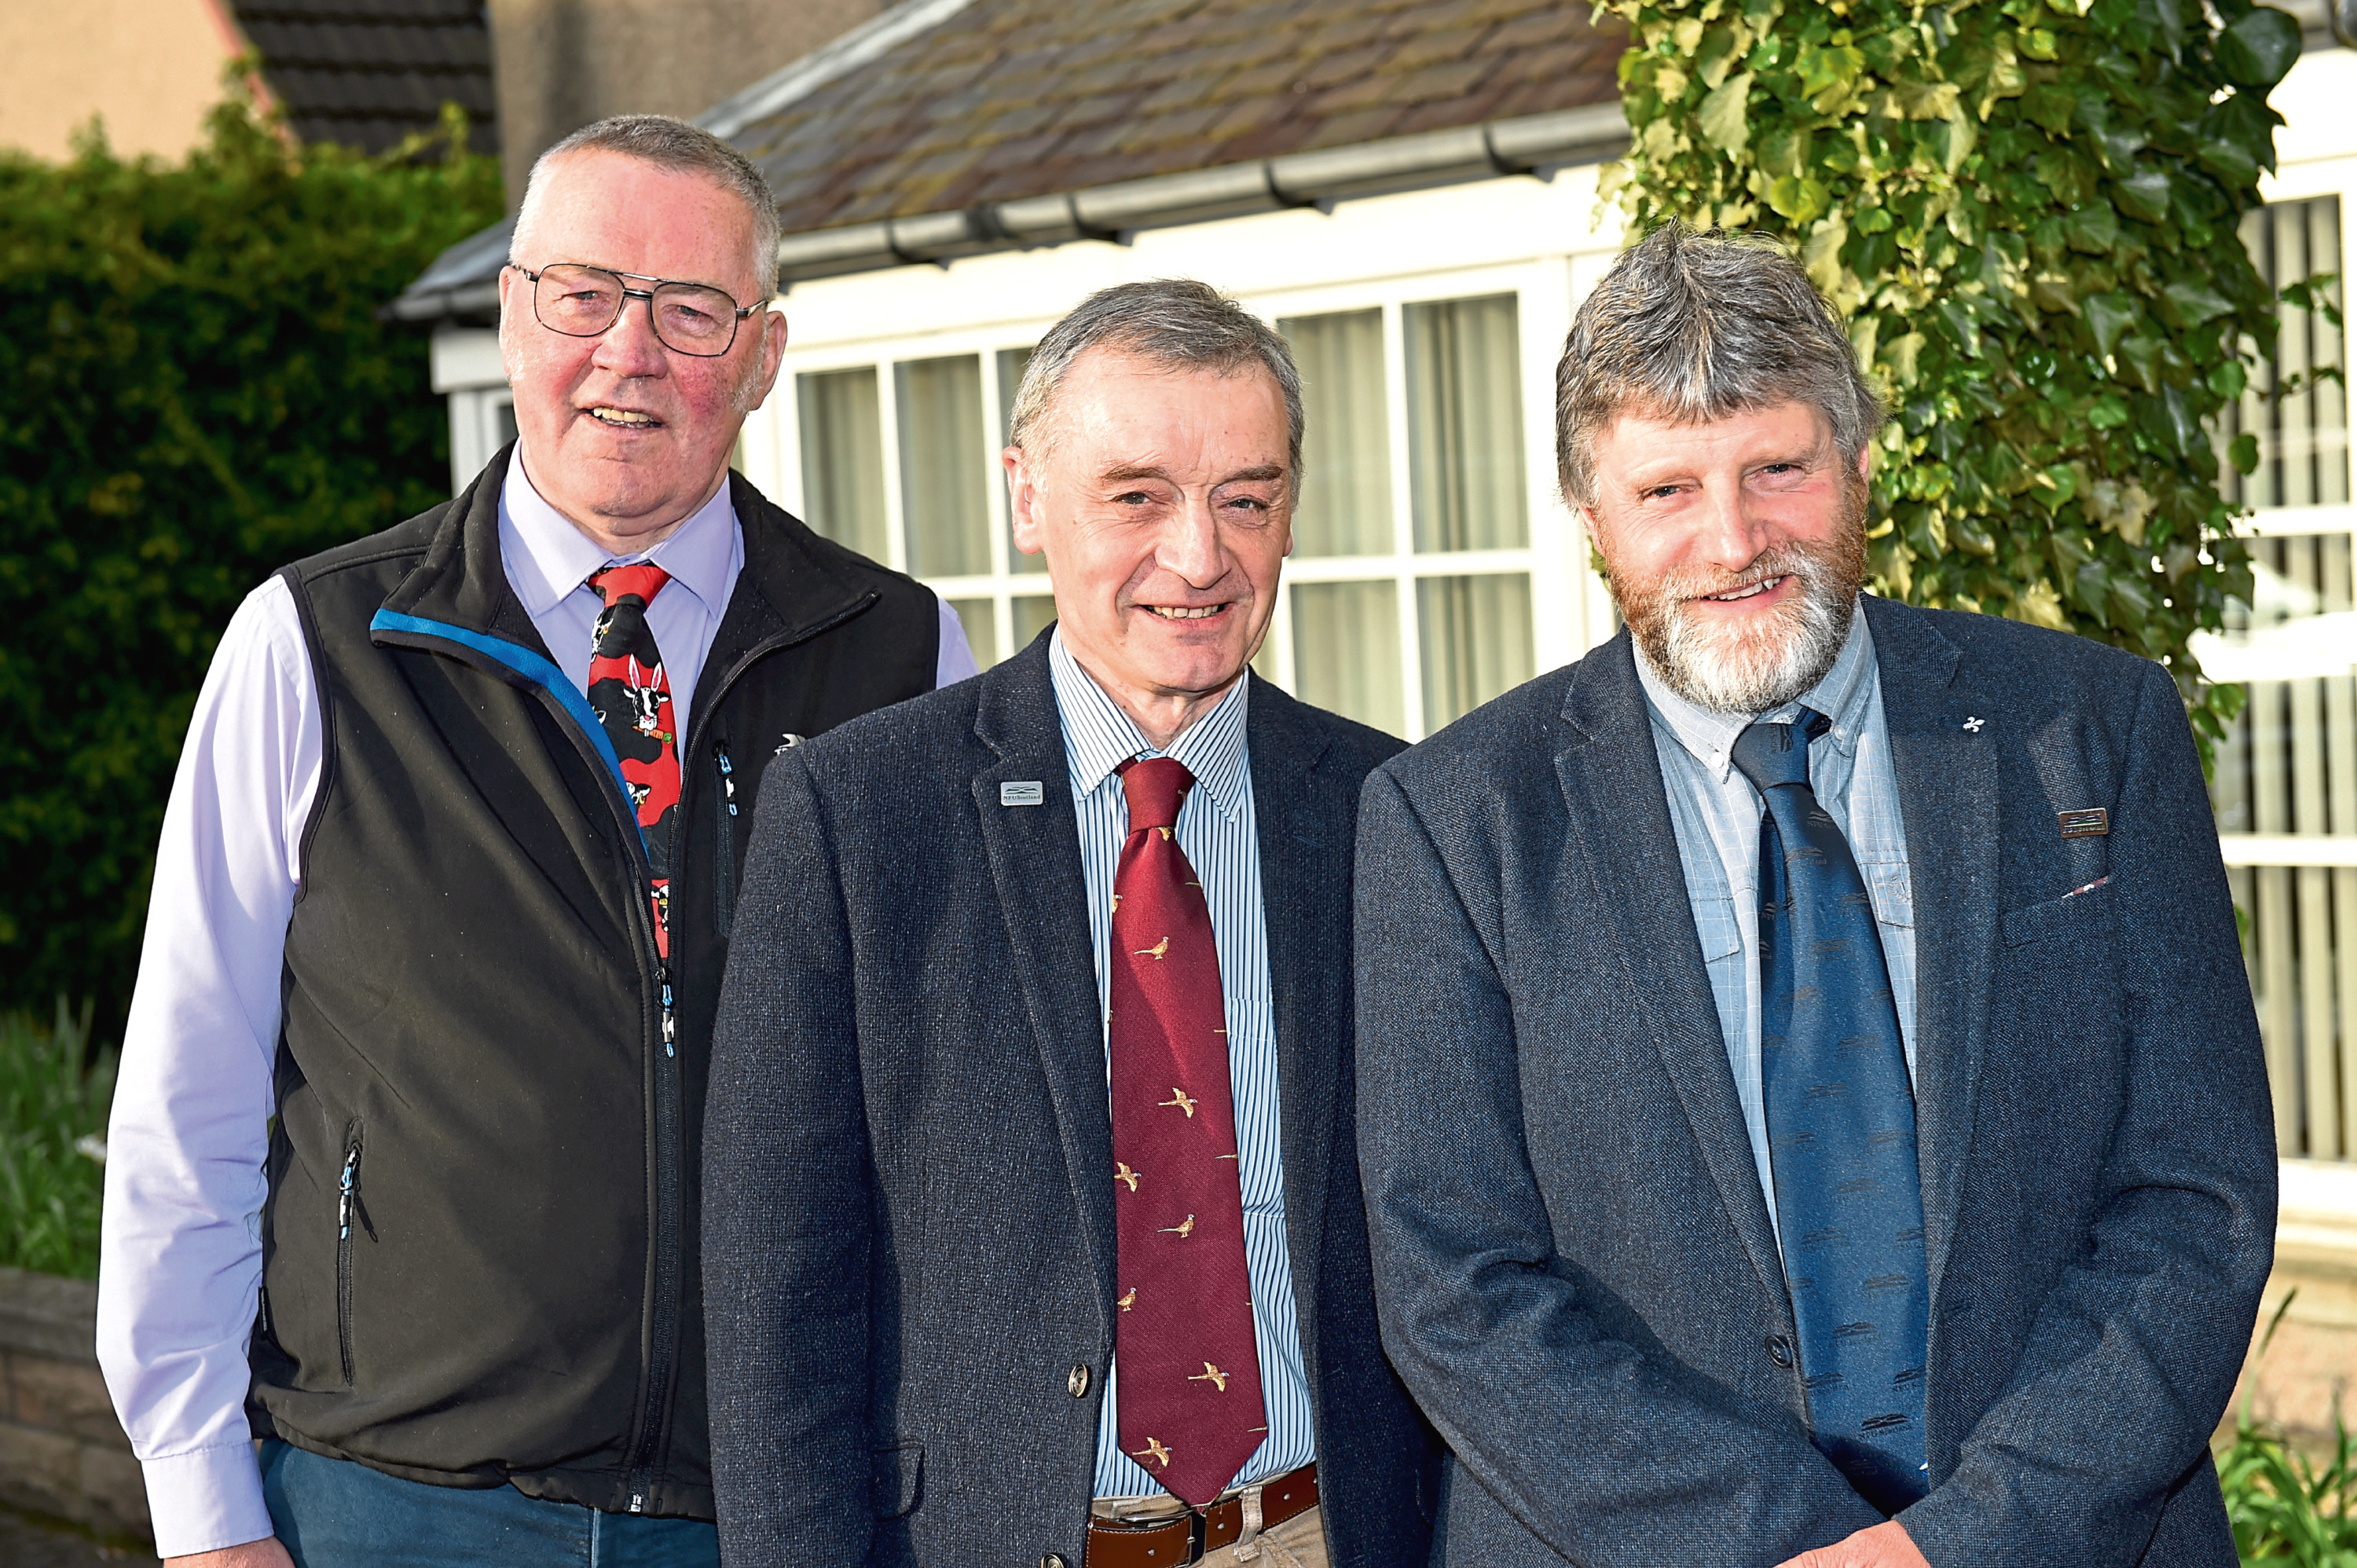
<box><xmin>1765</xmin><ymin>1335</ymin><xmax>1794</xmax><ymax>1368</ymax></box>
<box><xmin>1067</xmin><ymin>1364</ymin><xmax>1091</xmax><ymax>1398</ymax></box>
<box><xmin>1043</xmin><ymin>1556</ymin><xmax>1070</xmax><ymax>1568</ymax></box>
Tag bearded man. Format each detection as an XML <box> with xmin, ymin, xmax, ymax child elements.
<box><xmin>1351</xmin><ymin>224</ymin><xmax>2275</xmax><ymax>1568</ymax></box>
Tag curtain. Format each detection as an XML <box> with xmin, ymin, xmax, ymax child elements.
<box><xmin>950</xmin><ymin>597</ymin><xmax>998</xmax><ymax>669</ymax></box>
<box><xmin>1280</xmin><ymin>309</ymin><xmax>1393</xmax><ymax>558</ymax></box>
<box><xmin>1292</xmin><ymin>579</ymin><xmax>1404</xmax><ymax>736</ymax></box>
<box><xmin>896</xmin><ymin>355</ymin><xmax>990</xmax><ymax>577</ymax></box>
<box><xmin>797</xmin><ymin>367</ymin><xmax>889</xmax><ymax>562</ymax></box>
<box><xmin>1419</xmin><ymin>573</ymin><xmax>1533</xmax><ymax>730</ymax></box>
<box><xmin>2224</xmin><ymin>197</ymin><xmax>2348</xmax><ymax>511</ymax></box>
<box><xmin>1405</xmin><ymin>294</ymin><xmax>1528</xmax><ymax>553</ymax></box>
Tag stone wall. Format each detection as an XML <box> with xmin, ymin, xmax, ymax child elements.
<box><xmin>0</xmin><ymin>1267</ymin><xmax>150</xmax><ymax>1543</ymax></box>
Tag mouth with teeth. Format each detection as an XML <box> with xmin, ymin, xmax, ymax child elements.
<box><xmin>1145</xmin><ymin>603</ymin><xmax>1228</xmax><ymax>621</ymax></box>
<box><xmin>588</xmin><ymin>406</ymin><xmax>662</xmax><ymax>429</ymax></box>
<box><xmin>1698</xmin><ymin>573</ymin><xmax>1788</xmax><ymax>605</ymax></box>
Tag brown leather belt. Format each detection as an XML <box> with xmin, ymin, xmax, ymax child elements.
<box><xmin>1083</xmin><ymin>1463</ymin><xmax>1319</xmax><ymax>1568</ymax></box>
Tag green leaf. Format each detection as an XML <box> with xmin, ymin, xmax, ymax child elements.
<box><xmin>2214</xmin><ymin>6</ymin><xmax>2302</xmax><ymax>87</ymax></box>
<box><xmin>2024</xmin><ymin>83</ymin><xmax>2077</xmax><ymax>135</ymax></box>
<box><xmin>2117</xmin><ymin>334</ymin><xmax>2165</xmax><ymax>390</ymax></box>
<box><xmin>1768</xmin><ymin>174</ymin><xmax>1831</xmax><ymax>225</ymax></box>
<box><xmin>2085</xmin><ymin>291</ymin><xmax>2141</xmax><ymax>357</ymax></box>
<box><xmin>2088</xmin><ymin>396</ymin><xmax>2132</xmax><ymax>430</ymax></box>
<box><xmin>1701</xmin><ymin>72</ymin><xmax>1756</xmax><ymax>154</ymax></box>
<box><xmin>2161</xmin><ymin>280</ymin><xmax>2234</xmax><ymax>328</ymax></box>
<box><xmin>2113</xmin><ymin>169</ymin><xmax>2172</xmax><ymax>223</ymax></box>
<box><xmin>2063</xmin><ymin>204</ymin><xmax>2120</xmax><ymax>254</ymax></box>
<box><xmin>2229</xmin><ymin>431</ymin><xmax>2260</xmax><ymax>474</ymax></box>
<box><xmin>2208</xmin><ymin>359</ymin><xmax>2248</xmax><ymax>401</ymax></box>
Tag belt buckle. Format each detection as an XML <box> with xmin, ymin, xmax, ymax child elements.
<box><xmin>1090</xmin><ymin>1501</ymin><xmax>1208</xmax><ymax>1567</ymax></box>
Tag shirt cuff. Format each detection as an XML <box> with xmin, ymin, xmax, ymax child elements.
<box><xmin>141</xmin><ymin>1439</ymin><xmax>273</xmax><ymax>1559</ymax></box>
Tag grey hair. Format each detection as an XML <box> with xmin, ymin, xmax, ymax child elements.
<box><xmin>1010</xmin><ymin>280</ymin><xmax>1304</xmax><ymax>483</ymax></box>
<box><xmin>1556</xmin><ymin>224</ymin><xmax>1882</xmax><ymax>505</ymax></box>
<box><xmin>511</xmin><ymin>114</ymin><xmax>780</xmax><ymax>299</ymax></box>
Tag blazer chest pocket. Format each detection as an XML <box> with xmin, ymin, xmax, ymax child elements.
<box><xmin>2000</xmin><ymin>879</ymin><xmax>2113</xmax><ymax>949</ymax></box>
<box><xmin>873</xmin><ymin>1442</ymin><xmax>922</xmax><ymax>1519</ymax></box>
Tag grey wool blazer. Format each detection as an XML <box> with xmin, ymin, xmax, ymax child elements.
<box><xmin>703</xmin><ymin>632</ymin><xmax>1439</xmax><ymax>1568</ymax></box>
<box><xmin>1354</xmin><ymin>595</ymin><xmax>2276</xmax><ymax>1568</ymax></box>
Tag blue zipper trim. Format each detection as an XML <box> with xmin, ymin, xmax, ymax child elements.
<box><xmin>369</xmin><ymin>609</ymin><xmax>646</xmax><ymax>855</ymax></box>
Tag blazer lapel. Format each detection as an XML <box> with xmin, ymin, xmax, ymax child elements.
<box><xmin>1245</xmin><ymin>680</ymin><xmax>1339</xmax><ymax>1343</ymax></box>
<box><xmin>971</xmin><ymin>642</ymin><xmax>1120</xmax><ymax>1312</ymax></box>
<box><xmin>1557</xmin><ymin>634</ymin><xmax>1792</xmax><ymax>1313</ymax></box>
<box><xmin>1862</xmin><ymin>597</ymin><xmax>1996</xmax><ymax>1302</ymax></box>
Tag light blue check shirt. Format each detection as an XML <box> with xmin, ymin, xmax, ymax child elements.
<box><xmin>1047</xmin><ymin>631</ymin><xmax>1315</xmax><ymax>1502</ymax></box>
<box><xmin>1636</xmin><ymin>600</ymin><xmax>1918</xmax><ymax>1244</ymax></box>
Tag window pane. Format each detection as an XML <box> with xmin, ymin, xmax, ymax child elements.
<box><xmin>1292</xmin><ymin>580</ymin><xmax>1403</xmax><ymax>736</ymax></box>
<box><xmin>797</xmin><ymin>368</ymin><xmax>888</xmax><ymax>562</ymax></box>
<box><xmin>2220</xmin><ymin>196</ymin><xmax>2349</xmax><ymax>510</ymax></box>
<box><xmin>491</xmin><ymin>397</ymin><xmax>517</xmax><ymax>452</ymax></box>
<box><xmin>1013</xmin><ymin>594</ymin><xmax>1058</xmax><ymax>654</ymax></box>
<box><xmin>1419</xmin><ymin>573</ymin><xmax>1534</xmax><ymax>730</ymax></box>
<box><xmin>1000</xmin><ymin>346</ymin><xmax>1047</xmax><ymax>575</ymax></box>
<box><xmin>1406</xmin><ymin>295</ymin><xmax>1528</xmax><ymax>553</ymax></box>
<box><xmin>896</xmin><ymin>355</ymin><xmax>991</xmax><ymax>577</ymax></box>
<box><xmin>948</xmin><ymin>596</ymin><xmax>998</xmax><ymax>671</ymax></box>
<box><xmin>1280</xmin><ymin>310</ymin><xmax>1392</xmax><ymax>558</ymax></box>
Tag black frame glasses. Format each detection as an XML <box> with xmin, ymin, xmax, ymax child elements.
<box><xmin>511</xmin><ymin>262</ymin><xmax>767</xmax><ymax>357</ymax></box>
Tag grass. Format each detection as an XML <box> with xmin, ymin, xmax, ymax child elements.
<box><xmin>0</xmin><ymin>1002</ymin><xmax>115</xmax><ymax>1280</ymax></box>
<box><xmin>2220</xmin><ymin>1294</ymin><xmax>2357</xmax><ymax>1563</ymax></box>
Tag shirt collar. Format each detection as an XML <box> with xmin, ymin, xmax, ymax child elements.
<box><xmin>1634</xmin><ymin>596</ymin><xmax>1877</xmax><ymax>783</ymax></box>
<box><xmin>499</xmin><ymin>452</ymin><xmax>739</xmax><ymax>620</ymax></box>
<box><xmin>1048</xmin><ymin>628</ymin><xmax>1252</xmax><ymax>821</ymax></box>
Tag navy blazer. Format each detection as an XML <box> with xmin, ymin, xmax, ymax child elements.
<box><xmin>705</xmin><ymin>634</ymin><xmax>1438</xmax><ymax>1566</ymax></box>
<box><xmin>1354</xmin><ymin>597</ymin><xmax>2275</xmax><ymax>1568</ymax></box>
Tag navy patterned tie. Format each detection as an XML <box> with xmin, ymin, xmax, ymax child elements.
<box><xmin>1732</xmin><ymin>709</ymin><xmax>1929</xmax><ymax>1514</ymax></box>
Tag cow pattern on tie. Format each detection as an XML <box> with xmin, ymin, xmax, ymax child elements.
<box><xmin>1731</xmin><ymin>709</ymin><xmax>1930</xmax><ymax>1515</ymax></box>
<box><xmin>1108</xmin><ymin>757</ymin><xmax>1268</xmax><ymax>1508</ymax></box>
<box><xmin>587</xmin><ymin>564</ymin><xmax>680</xmax><ymax>958</ymax></box>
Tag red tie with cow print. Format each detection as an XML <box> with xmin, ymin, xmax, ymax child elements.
<box><xmin>587</xmin><ymin>564</ymin><xmax>680</xmax><ymax>958</ymax></box>
<box><xmin>1108</xmin><ymin>756</ymin><xmax>1265</xmax><ymax>1506</ymax></box>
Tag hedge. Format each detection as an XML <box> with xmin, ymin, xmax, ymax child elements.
<box><xmin>0</xmin><ymin>97</ymin><xmax>500</xmax><ymax>1023</ymax></box>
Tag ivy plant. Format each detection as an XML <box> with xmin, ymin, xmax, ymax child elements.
<box><xmin>1599</xmin><ymin>0</ymin><xmax>2311</xmax><ymax>753</ymax></box>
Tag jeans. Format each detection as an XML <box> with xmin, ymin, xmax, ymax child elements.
<box><xmin>260</xmin><ymin>1440</ymin><xmax>720</xmax><ymax>1568</ymax></box>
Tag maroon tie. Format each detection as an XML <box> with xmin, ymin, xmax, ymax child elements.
<box><xmin>1109</xmin><ymin>757</ymin><xmax>1266</xmax><ymax>1506</ymax></box>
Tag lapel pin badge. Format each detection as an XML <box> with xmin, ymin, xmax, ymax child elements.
<box><xmin>774</xmin><ymin>732</ymin><xmax>805</xmax><ymax>754</ymax></box>
<box><xmin>1963</xmin><ymin>716</ymin><xmax>1986</xmax><ymax>732</ymax></box>
<box><xmin>2058</xmin><ymin>808</ymin><xmax>2110</xmax><ymax>839</ymax></box>
<box><xmin>1001</xmin><ymin>780</ymin><xmax>1046</xmax><ymax>808</ymax></box>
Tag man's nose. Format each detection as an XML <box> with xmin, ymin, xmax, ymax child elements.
<box><xmin>592</xmin><ymin>293</ymin><xmax>671</xmax><ymax>377</ymax></box>
<box><xmin>1692</xmin><ymin>479</ymin><xmax>1771</xmax><ymax>570</ymax></box>
<box><xmin>1159</xmin><ymin>496</ymin><xmax>1226</xmax><ymax>584</ymax></box>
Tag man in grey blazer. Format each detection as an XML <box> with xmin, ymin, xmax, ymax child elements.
<box><xmin>1354</xmin><ymin>225</ymin><xmax>2275</xmax><ymax>1568</ymax></box>
<box><xmin>705</xmin><ymin>280</ymin><xmax>1436</xmax><ymax>1568</ymax></box>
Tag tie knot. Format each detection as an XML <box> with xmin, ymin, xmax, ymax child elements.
<box><xmin>590</xmin><ymin>562</ymin><xmax>671</xmax><ymax>609</ymax></box>
<box><xmin>1730</xmin><ymin>707</ymin><xmax>1830</xmax><ymax>793</ymax></box>
<box><xmin>1117</xmin><ymin>756</ymin><xmax>1194</xmax><ymax>833</ymax></box>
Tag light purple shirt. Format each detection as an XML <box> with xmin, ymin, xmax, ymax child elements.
<box><xmin>97</xmin><ymin>460</ymin><xmax>977</xmax><ymax>1557</ymax></box>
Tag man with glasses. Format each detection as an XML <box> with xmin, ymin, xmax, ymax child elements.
<box><xmin>96</xmin><ymin>115</ymin><xmax>975</xmax><ymax>1568</ymax></box>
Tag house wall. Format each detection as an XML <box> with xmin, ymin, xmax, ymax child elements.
<box><xmin>0</xmin><ymin>0</ymin><xmax>243</xmax><ymax>162</ymax></box>
<box><xmin>487</xmin><ymin>0</ymin><xmax>883</xmax><ymax>207</ymax></box>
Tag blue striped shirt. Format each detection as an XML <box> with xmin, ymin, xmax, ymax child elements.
<box><xmin>1047</xmin><ymin>631</ymin><xmax>1316</xmax><ymax>1501</ymax></box>
<box><xmin>1636</xmin><ymin>601</ymin><xmax>1918</xmax><ymax>1244</ymax></box>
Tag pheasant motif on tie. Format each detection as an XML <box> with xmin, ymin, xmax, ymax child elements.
<box><xmin>1107</xmin><ymin>757</ymin><xmax>1266</xmax><ymax>1506</ymax></box>
<box><xmin>587</xmin><ymin>564</ymin><xmax>680</xmax><ymax>958</ymax></box>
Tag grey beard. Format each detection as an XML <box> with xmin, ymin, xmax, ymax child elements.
<box><xmin>1638</xmin><ymin>559</ymin><xmax>1856</xmax><ymax>716</ymax></box>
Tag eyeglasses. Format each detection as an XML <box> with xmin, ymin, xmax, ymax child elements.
<box><xmin>510</xmin><ymin>262</ymin><xmax>765</xmax><ymax>357</ymax></box>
